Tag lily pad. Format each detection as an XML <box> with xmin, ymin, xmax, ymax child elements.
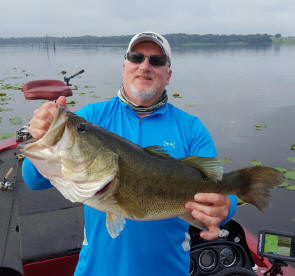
<box><xmin>284</xmin><ymin>170</ymin><xmax>295</xmax><ymax>181</ymax></box>
<box><xmin>287</xmin><ymin>157</ymin><xmax>295</xmax><ymax>163</ymax></box>
<box><xmin>0</xmin><ymin>133</ymin><xmax>15</xmax><ymax>140</ymax></box>
<box><xmin>2</xmin><ymin>84</ymin><xmax>22</xmax><ymax>90</ymax></box>
<box><xmin>250</xmin><ymin>160</ymin><xmax>263</xmax><ymax>166</ymax></box>
<box><xmin>275</xmin><ymin>167</ymin><xmax>288</xmax><ymax>173</ymax></box>
<box><xmin>219</xmin><ymin>157</ymin><xmax>232</xmax><ymax>164</ymax></box>
<box><xmin>67</xmin><ymin>100</ymin><xmax>76</xmax><ymax>106</ymax></box>
<box><xmin>0</xmin><ymin>107</ymin><xmax>11</xmax><ymax>112</ymax></box>
<box><xmin>0</xmin><ymin>93</ymin><xmax>7</xmax><ymax>96</ymax></box>
<box><xmin>172</xmin><ymin>92</ymin><xmax>182</xmax><ymax>98</ymax></box>
<box><xmin>84</xmin><ymin>85</ymin><xmax>95</xmax><ymax>88</ymax></box>
<box><xmin>9</xmin><ymin>117</ymin><xmax>22</xmax><ymax>125</ymax></box>
<box><xmin>291</xmin><ymin>144</ymin><xmax>295</xmax><ymax>150</ymax></box>
<box><xmin>287</xmin><ymin>184</ymin><xmax>295</xmax><ymax>190</ymax></box>
<box><xmin>278</xmin><ymin>181</ymin><xmax>290</xmax><ymax>188</ymax></box>
<box><xmin>255</xmin><ymin>123</ymin><xmax>267</xmax><ymax>130</ymax></box>
<box><xmin>185</xmin><ymin>103</ymin><xmax>197</xmax><ymax>108</ymax></box>
<box><xmin>60</xmin><ymin>70</ymin><xmax>67</xmax><ymax>75</ymax></box>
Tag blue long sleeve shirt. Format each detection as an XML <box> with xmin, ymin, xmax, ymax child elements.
<box><xmin>22</xmin><ymin>97</ymin><xmax>237</xmax><ymax>276</ymax></box>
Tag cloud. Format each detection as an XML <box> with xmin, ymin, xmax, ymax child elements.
<box><xmin>1</xmin><ymin>0</ymin><xmax>294</xmax><ymax>37</ymax></box>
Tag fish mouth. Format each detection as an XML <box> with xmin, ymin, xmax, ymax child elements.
<box><xmin>95</xmin><ymin>181</ymin><xmax>112</xmax><ymax>196</ymax></box>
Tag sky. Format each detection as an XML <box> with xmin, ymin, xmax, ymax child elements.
<box><xmin>1</xmin><ymin>0</ymin><xmax>295</xmax><ymax>38</ymax></box>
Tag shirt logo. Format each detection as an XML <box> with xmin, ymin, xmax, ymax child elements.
<box><xmin>163</xmin><ymin>140</ymin><xmax>176</xmax><ymax>149</ymax></box>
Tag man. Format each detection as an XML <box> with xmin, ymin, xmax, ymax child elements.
<box><xmin>22</xmin><ymin>31</ymin><xmax>237</xmax><ymax>276</ymax></box>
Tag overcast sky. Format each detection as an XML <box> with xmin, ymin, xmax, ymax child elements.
<box><xmin>1</xmin><ymin>0</ymin><xmax>294</xmax><ymax>38</ymax></box>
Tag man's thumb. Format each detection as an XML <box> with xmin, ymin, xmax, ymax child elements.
<box><xmin>56</xmin><ymin>96</ymin><xmax>67</xmax><ymax>107</ymax></box>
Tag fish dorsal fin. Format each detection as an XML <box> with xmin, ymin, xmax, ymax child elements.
<box><xmin>180</xmin><ymin>156</ymin><xmax>223</xmax><ymax>181</ymax></box>
<box><xmin>106</xmin><ymin>213</ymin><xmax>126</xmax><ymax>238</ymax></box>
<box><xmin>144</xmin><ymin>145</ymin><xmax>172</xmax><ymax>158</ymax></box>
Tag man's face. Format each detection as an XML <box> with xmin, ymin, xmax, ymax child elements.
<box><xmin>122</xmin><ymin>41</ymin><xmax>172</xmax><ymax>106</ymax></box>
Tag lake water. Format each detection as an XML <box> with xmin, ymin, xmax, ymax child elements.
<box><xmin>1</xmin><ymin>44</ymin><xmax>295</xmax><ymax>237</ymax></box>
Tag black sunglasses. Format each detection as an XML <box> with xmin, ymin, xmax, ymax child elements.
<box><xmin>125</xmin><ymin>51</ymin><xmax>168</xmax><ymax>67</ymax></box>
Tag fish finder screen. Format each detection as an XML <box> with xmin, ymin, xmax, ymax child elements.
<box><xmin>264</xmin><ymin>233</ymin><xmax>293</xmax><ymax>257</ymax></box>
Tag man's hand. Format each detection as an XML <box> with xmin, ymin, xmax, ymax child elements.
<box><xmin>185</xmin><ymin>193</ymin><xmax>231</xmax><ymax>240</ymax></box>
<box><xmin>29</xmin><ymin>96</ymin><xmax>67</xmax><ymax>139</ymax></box>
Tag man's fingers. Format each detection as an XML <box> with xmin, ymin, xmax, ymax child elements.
<box><xmin>190</xmin><ymin>209</ymin><xmax>221</xmax><ymax>227</ymax></box>
<box><xmin>200</xmin><ymin>226</ymin><xmax>219</xmax><ymax>240</ymax></box>
<box><xmin>194</xmin><ymin>193</ymin><xmax>225</xmax><ymax>205</ymax></box>
<box><xmin>185</xmin><ymin>202</ymin><xmax>226</xmax><ymax>218</ymax></box>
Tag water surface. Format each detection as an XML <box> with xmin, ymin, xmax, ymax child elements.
<box><xmin>1</xmin><ymin>44</ymin><xmax>295</xmax><ymax>236</ymax></box>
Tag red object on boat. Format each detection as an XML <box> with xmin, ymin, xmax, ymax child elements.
<box><xmin>22</xmin><ymin>80</ymin><xmax>72</xmax><ymax>100</ymax></box>
<box><xmin>23</xmin><ymin>254</ymin><xmax>79</xmax><ymax>276</ymax></box>
<box><xmin>0</xmin><ymin>137</ymin><xmax>18</xmax><ymax>152</ymax></box>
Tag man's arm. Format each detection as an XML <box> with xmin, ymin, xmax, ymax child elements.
<box><xmin>185</xmin><ymin>118</ymin><xmax>237</xmax><ymax>240</ymax></box>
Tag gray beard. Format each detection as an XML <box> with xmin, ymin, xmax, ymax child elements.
<box><xmin>129</xmin><ymin>85</ymin><xmax>158</xmax><ymax>103</ymax></box>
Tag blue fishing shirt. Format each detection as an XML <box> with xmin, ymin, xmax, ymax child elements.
<box><xmin>22</xmin><ymin>97</ymin><xmax>237</xmax><ymax>276</ymax></box>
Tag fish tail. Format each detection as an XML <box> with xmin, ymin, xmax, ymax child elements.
<box><xmin>234</xmin><ymin>167</ymin><xmax>283</xmax><ymax>211</ymax></box>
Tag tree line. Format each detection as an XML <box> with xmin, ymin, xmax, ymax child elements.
<box><xmin>0</xmin><ymin>33</ymin><xmax>273</xmax><ymax>46</ymax></box>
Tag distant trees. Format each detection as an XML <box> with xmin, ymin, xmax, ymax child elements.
<box><xmin>0</xmin><ymin>34</ymin><xmax>273</xmax><ymax>46</ymax></box>
<box><xmin>165</xmin><ymin>33</ymin><xmax>272</xmax><ymax>45</ymax></box>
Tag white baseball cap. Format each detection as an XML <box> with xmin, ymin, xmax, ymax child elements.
<box><xmin>126</xmin><ymin>31</ymin><xmax>172</xmax><ymax>66</ymax></box>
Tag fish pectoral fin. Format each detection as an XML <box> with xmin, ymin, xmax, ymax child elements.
<box><xmin>144</xmin><ymin>145</ymin><xmax>172</xmax><ymax>158</ymax></box>
<box><xmin>179</xmin><ymin>213</ymin><xmax>206</xmax><ymax>230</ymax></box>
<box><xmin>106</xmin><ymin>213</ymin><xmax>126</xmax><ymax>238</ymax></box>
<box><xmin>180</xmin><ymin>156</ymin><xmax>223</xmax><ymax>182</ymax></box>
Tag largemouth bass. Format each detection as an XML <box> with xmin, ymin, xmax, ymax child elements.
<box><xmin>19</xmin><ymin>106</ymin><xmax>283</xmax><ymax>238</ymax></box>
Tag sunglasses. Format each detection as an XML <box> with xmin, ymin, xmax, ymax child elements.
<box><xmin>125</xmin><ymin>51</ymin><xmax>168</xmax><ymax>67</ymax></box>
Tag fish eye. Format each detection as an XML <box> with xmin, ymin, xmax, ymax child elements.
<box><xmin>77</xmin><ymin>123</ymin><xmax>87</xmax><ymax>133</ymax></box>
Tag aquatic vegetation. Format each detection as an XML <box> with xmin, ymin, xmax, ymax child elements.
<box><xmin>287</xmin><ymin>157</ymin><xmax>295</xmax><ymax>163</ymax></box>
<box><xmin>0</xmin><ymin>107</ymin><xmax>12</xmax><ymax>112</ymax></box>
<box><xmin>185</xmin><ymin>103</ymin><xmax>197</xmax><ymax>108</ymax></box>
<box><xmin>9</xmin><ymin>117</ymin><xmax>22</xmax><ymax>125</ymax></box>
<box><xmin>275</xmin><ymin>167</ymin><xmax>288</xmax><ymax>173</ymax></box>
<box><xmin>172</xmin><ymin>92</ymin><xmax>182</xmax><ymax>98</ymax></box>
<box><xmin>291</xmin><ymin>144</ymin><xmax>295</xmax><ymax>150</ymax></box>
<box><xmin>0</xmin><ymin>133</ymin><xmax>15</xmax><ymax>140</ymax></box>
<box><xmin>84</xmin><ymin>85</ymin><xmax>95</xmax><ymax>88</ymax></box>
<box><xmin>284</xmin><ymin>170</ymin><xmax>295</xmax><ymax>181</ymax></box>
<box><xmin>255</xmin><ymin>123</ymin><xmax>267</xmax><ymax>130</ymax></box>
<box><xmin>250</xmin><ymin>160</ymin><xmax>263</xmax><ymax>166</ymax></box>
<box><xmin>219</xmin><ymin>157</ymin><xmax>232</xmax><ymax>164</ymax></box>
<box><xmin>1</xmin><ymin>84</ymin><xmax>22</xmax><ymax>90</ymax></box>
<box><xmin>0</xmin><ymin>93</ymin><xmax>7</xmax><ymax>97</ymax></box>
<box><xmin>279</xmin><ymin>181</ymin><xmax>290</xmax><ymax>188</ymax></box>
<box><xmin>60</xmin><ymin>71</ymin><xmax>67</xmax><ymax>75</ymax></box>
<box><xmin>66</xmin><ymin>100</ymin><xmax>76</xmax><ymax>106</ymax></box>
